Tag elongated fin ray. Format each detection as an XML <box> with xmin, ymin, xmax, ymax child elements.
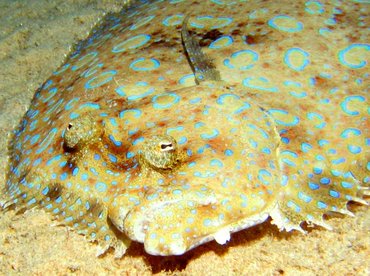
<box><xmin>181</xmin><ymin>15</ymin><xmax>221</xmax><ymax>84</ymax></box>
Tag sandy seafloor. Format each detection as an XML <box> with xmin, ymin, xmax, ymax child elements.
<box><xmin>0</xmin><ymin>0</ymin><xmax>368</xmax><ymax>275</ymax></box>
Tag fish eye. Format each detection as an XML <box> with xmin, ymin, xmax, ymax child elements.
<box><xmin>160</xmin><ymin>142</ymin><xmax>173</xmax><ymax>151</ymax></box>
<box><xmin>141</xmin><ymin>135</ymin><xmax>179</xmax><ymax>169</ymax></box>
<box><xmin>67</xmin><ymin>123</ymin><xmax>73</xmax><ymax>130</ymax></box>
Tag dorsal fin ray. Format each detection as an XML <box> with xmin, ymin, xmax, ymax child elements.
<box><xmin>181</xmin><ymin>15</ymin><xmax>221</xmax><ymax>84</ymax></box>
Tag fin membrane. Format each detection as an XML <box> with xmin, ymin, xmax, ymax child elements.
<box><xmin>2</xmin><ymin>170</ymin><xmax>131</xmax><ymax>258</ymax></box>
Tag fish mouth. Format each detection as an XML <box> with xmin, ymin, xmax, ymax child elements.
<box><xmin>120</xmin><ymin>196</ymin><xmax>272</xmax><ymax>256</ymax></box>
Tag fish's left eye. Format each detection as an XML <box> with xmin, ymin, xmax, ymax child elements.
<box><xmin>160</xmin><ymin>142</ymin><xmax>173</xmax><ymax>151</ymax></box>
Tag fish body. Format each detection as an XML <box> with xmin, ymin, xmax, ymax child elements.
<box><xmin>1</xmin><ymin>0</ymin><xmax>369</xmax><ymax>257</ymax></box>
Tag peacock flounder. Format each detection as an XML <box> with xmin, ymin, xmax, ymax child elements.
<box><xmin>1</xmin><ymin>0</ymin><xmax>369</xmax><ymax>257</ymax></box>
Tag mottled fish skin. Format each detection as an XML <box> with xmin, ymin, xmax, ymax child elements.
<box><xmin>1</xmin><ymin>0</ymin><xmax>369</xmax><ymax>257</ymax></box>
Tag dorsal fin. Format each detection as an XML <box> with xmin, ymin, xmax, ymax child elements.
<box><xmin>181</xmin><ymin>15</ymin><xmax>221</xmax><ymax>84</ymax></box>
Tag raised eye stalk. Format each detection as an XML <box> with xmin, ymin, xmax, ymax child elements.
<box><xmin>140</xmin><ymin>135</ymin><xmax>180</xmax><ymax>170</ymax></box>
<box><xmin>63</xmin><ymin>114</ymin><xmax>103</xmax><ymax>150</ymax></box>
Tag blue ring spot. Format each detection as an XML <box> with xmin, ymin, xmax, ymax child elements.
<box><xmin>341</xmin><ymin>181</ymin><xmax>353</xmax><ymax>189</ymax></box>
<box><xmin>178</xmin><ymin>136</ymin><xmax>187</xmax><ymax>144</ymax></box>
<box><xmin>329</xmin><ymin>190</ymin><xmax>340</xmax><ymax>198</ymax></box>
<box><xmin>340</xmin><ymin>95</ymin><xmax>365</xmax><ymax>116</ymax></box>
<box><xmin>72</xmin><ymin>167</ymin><xmax>79</xmax><ymax>176</ymax></box>
<box><xmin>209</xmin><ymin>35</ymin><xmax>233</xmax><ymax>49</ymax></box>
<box><xmin>42</xmin><ymin>79</ymin><xmax>53</xmax><ymax>89</ymax></box>
<box><xmin>313</xmin><ymin>167</ymin><xmax>323</xmax><ymax>174</ymax></box>
<box><xmin>46</xmin><ymin>154</ymin><xmax>62</xmax><ymax>166</ymax></box>
<box><xmin>203</xmin><ymin>218</ymin><xmax>212</xmax><ymax>226</ymax></box>
<box><xmin>268</xmin><ymin>15</ymin><xmax>303</xmax><ymax>33</ymax></box>
<box><xmin>224</xmin><ymin>49</ymin><xmax>258</xmax><ymax>70</ymax></box>
<box><xmin>42</xmin><ymin>87</ymin><xmax>58</xmax><ymax>103</ymax></box>
<box><xmin>129</xmin><ymin>58</ymin><xmax>160</xmax><ymax>71</ymax></box>
<box><xmin>284</xmin><ymin>48</ymin><xmax>310</xmax><ymax>71</ymax></box>
<box><xmin>46</xmin><ymin>99</ymin><xmax>64</xmax><ymax>115</ymax></box>
<box><xmin>281</xmin><ymin>157</ymin><xmax>296</xmax><ymax>167</ymax></box>
<box><xmin>298</xmin><ymin>191</ymin><xmax>312</xmax><ymax>203</ymax></box>
<box><xmin>71</xmin><ymin>52</ymin><xmax>98</xmax><ymax>71</ymax></box>
<box><xmin>318</xmin><ymin>139</ymin><xmax>329</xmax><ymax>147</ymax></box>
<box><xmin>248</xmin><ymin>123</ymin><xmax>269</xmax><ymax>139</ymax></box>
<box><xmin>119</xmin><ymin>109</ymin><xmax>142</xmax><ymax>119</ymax></box>
<box><xmin>340</xmin><ymin>128</ymin><xmax>361</xmax><ymax>139</ymax></box>
<box><xmin>348</xmin><ymin>145</ymin><xmax>361</xmax><ymax>154</ymax></box>
<box><xmin>81</xmin><ymin>63</ymin><xmax>103</xmax><ymax>78</ymax></box>
<box><xmin>210</xmin><ymin>159</ymin><xmax>223</xmax><ymax>167</ymax></box>
<box><xmin>191</xmin><ymin>16</ymin><xmax>233</xmax><ymax>29</ymax></box>
<box><xmin>301</xmin><ymin>142</ymin><xmax>312</xmax><ymax>153</ymax></box>
<box><xmin>152</xmin><ymin>93</ymin><xmax>180</xmax><ymax>109</ymax></box>
<box><xmin>307</xmin><ymin>112</ymin><xmax>326</xmax><ymax>129</ymax></box>
<box><xmin>60</xmin><ymin>172</ymin><xmax>68</xmax><ymax>181</ymax></box>
<box><xmin>109</xmin><ymin>135</ymin><xmax>122</xmax><ymax>147</ymax></box>
<box><xmin>308</xmin><ymin>182</ymin><xmax>319</xmax><ymax>190</ymax></box>
<box><xmin>108</xmin><ymin>154</ymin><xmax>117</xmax><ymax>163</ymax></box>
<box><xmin>320</xmin><ymin>177</ymin><xmax>330</xmax><ymax>185</ymax></box>
<box><xmin>64</xmin><ymin>98</ymin><xmax>79</xmax><ymax>111</ymax></box>
<box><xmin>85</xmin><ymin>70</ymin><xmax>117</xmax><ymax>89</ymax></box>
<box><xmin>26</xmin><ymin>109</ymin><xmax>39</xmax><ymax>119</ymax></box>
<box><xmin>81</xmin><ymin>173</ymin><xmax>88</xmax><ymax>181</ymax></box>
<box><xmin>317</xmin><ymin>201</ymin><xmax>327</xmax><ymax>209</ymax></box>
<box><xmin>319</xmin><ymin>27</ymin><xmax>332</xmax><ymax>37</ymax></box>
<box><xmin>112</xmin><ymin>34</ymin><xmax>151</xmax><ymax>53</ymax></box>
<box><xmin>242</xmin><ymin>77</ymin><xmax>278</xmax><ymax>92</ymax></box>
<box><xmin>172</xmin><ymin>189</ymin><xmax>182</xmax><ymax>195</ymax></box>
<box><xmin>132</xmin><ymin>137</ymin><xmax>145</xmax><ymax>146</ymax></box>
<box><xmin>287</xmin><ymin>200</ymin><xmax>301</xmax><ymax>213</ymax></box>
<box><xmin>147</xmin><ymin>193</ymin><xmax>158</xmax><ymax>201</ymax></box>
<box><xmin>53</xmin><ymin>63</ymin><xmax>70</xmax><ymax>75</ymax></box>
<box><xmin>332</xmin><ymin>158</ymin><xmax>345</xmax><ymax>165</ymax></box>
<box><xmin>33</xmin><ymin>158</ymin><xmax>42</xmax><ymax>166</ymax></box>
<box><xmin>166</xmin><ymin>126</ymin><xmax>184</xmax><ymax>134</ymax></box>
<box><xmin>281</xmin><ymin>150</ymin><xmax>298</xmax><ymax>158</ymax></box>
<box><xmin>95</xmin><ymin>182</ymin><xmax>107</xmax><ymax>193</ymax></box>
<box><xmin>115</xmin><ymin>82</ymin><xmax>155</xmax><ymax>100</ymax></box>
<box><xmin>234</xmin><ymin>102</ymin><xmax>251</xmax><ymax>114</ymax></box>
<box><xmin>338</xmin><ymin>43</ymin><xmax>369</xmax><ymax>69</ymax></box>
<box><xmin>42</xmin><ymin>187</ymin><xmax>49</xmax><ymax>195</ymax></box>
<box><xmin>129</xmin><ymin>15</ymin><xmax>155</xmax><ymax>30</ymax></box>
<box><xmin>258</xmin><ymin>169</ymin><xmax>272</xmax><ymax>185</ymax></box>
<box><xmin>284</xmin><ymin>80</ymin><xmax>307</xmax><ymax>98</ymax></box>
<box><xmin>36</xmin><ymin>128</ymin><xmax>58</xmax><ymax>154</ymax></box>
<box><xmin>200</xmin><ymin>129</ymin><xmax>219</xmax><ymax>139</ymax></box>
<box><xmin>179</xmin><ymin>74</ymin><xmax>195</xmax><ymax>85</ymax></box>
<box><xmin>224</xmin><ymin>149</ymin><xmax>233</xmax><ymax>156</ymax></box>
<box><xmin>78</xmin><ymin>103</ymin><xmax>101</xmax><ymax>110</ymax></box>
<box><xmin>194</xmin><ymin>171</ymin><xmax>216</xmax><ymax>178</ymax></box>
<box><xmin>30</xmin><ymin>134</ymin><xmax>41</xmax><ymax>145</ymax></box>
<box><xmin>216</xmin><ymin>93</ymin><xmax>240</xmax><ymax>104</ymax></box>
<box><xmin>69</xmin><ymin>113</ymin><xmax>80</xmax><ymax>120</ymax></box>
<box><xmin>305</xmin><ymin>0</ymin><xmax>325</xmax><ymax>14</ymax></box>
<box><xmin>268</xmin><ymin>109</ymin><xmax>300</xmax><ymax>126</ymax></box>
<box><xmin>162</xmin><ymin>14</ymin><xmax>183</xmax><ymax>27</ymax></box>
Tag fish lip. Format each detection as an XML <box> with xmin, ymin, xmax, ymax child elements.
<box><xmin>123</xmin><ymin>199</ymin><xmax>182</xmax><ymax>243</ymax></box>
<box><xmin>123</xmin><ymin>197</ymin><xmax>272</xmax><ymax>256</ymax></box>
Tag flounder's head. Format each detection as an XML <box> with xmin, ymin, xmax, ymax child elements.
<box><xmin>101</xmin><ymin>84</ymin><xmax>282</xmax><ymax>255</ymax></box>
